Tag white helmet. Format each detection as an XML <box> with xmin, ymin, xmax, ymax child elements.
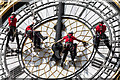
<box><xmin>11</xmin><ymin>12</ymin><xmax>16</xmax><ymax>15</ymax></box>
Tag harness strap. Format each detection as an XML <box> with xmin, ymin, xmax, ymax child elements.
<box><xmin>67</xmin><ymin>35</ymin><xmax>72</xmax><ymax>43</ymax></box>
<box><xmin>10</xmin><ymin>17</ymin><xmax>15</xmax><ymax>22</ymax></box>
<box><xmin>99</xmin><ymin>24</ymin><xmax>103</xmax><ymax>31</ymax></box>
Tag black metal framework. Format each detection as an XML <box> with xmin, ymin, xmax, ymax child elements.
<box><xmin>0</xmin><ymin>0</ymin><xmax>119</xmax><ymax>80</ymax></box>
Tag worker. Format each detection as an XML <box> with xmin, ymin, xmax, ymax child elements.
<box><xmin>94</xmin><ymin>21</ymin><xmax>114</xmax><ymax>55</ymax></box>
<box><xmin>6</xmin><ymin>12</ymin><xmax>20</xmax><ymax>51</ymax></box>
<box><xmin>56</xmin><ymin>31</ymin><xmax>87</xmax><ymax>67</ymax></box>
<box><xmin>25</xmin><ymin>22</ymin><xmax>48</xmax><ymax>49</ymax></box>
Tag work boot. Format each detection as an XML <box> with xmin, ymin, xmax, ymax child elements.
<box><xmin>72</xmin><ymin>61</ymin><xmax>76</xmax><ymax>68</ymax></box>
<box><xmin>36</xmin><ymin>46</ymin><xmax>42</xmax><ymax>49</ymax></box>
<box><xmin>9</xmin><ymin>36</ymin><xmax>14</xmax><ymax>42</ymax></box>
<box><xmin>16</xmin><ymin>48</ymin><xmax>21</xmax><ymax>53</ymax></box>
<box><xmin>43</xmin><ymin>36</ymin><xmax>48</xmax><ymax>41</ymax></box>
<box><xmin>11</xmin><ymin>37</ymin><xmax>14</xmax><ymax>42</ymax></box>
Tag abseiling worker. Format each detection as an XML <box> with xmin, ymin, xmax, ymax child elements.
<box><xmin>56</xmin><ymin>31</ymin><xmax>87</xmax><ymax>67</ymax></box>
<box><xmin>94</xmin><ymin>21</ymin><xmax>114</xmax><ymax>55</ymax></box>
<box><xmin>25</xmin><ymin>22</ymin><xmax>48</xmax><ymax>49</ymax></box>
<box><xmin>6</xmin><ymin>12</ymin><xmax>20</xmax><ymax>50</ymax></box>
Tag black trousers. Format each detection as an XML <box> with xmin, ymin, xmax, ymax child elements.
<box><xmin>62</xmin><ymin>43</ymin><xmax>77</xmax><ymax>63</ymax></box>
<box><xmin>6</xmin><ymin>28</ymin><xmax>20</xmax><ymax>49</ymax></box>
<box><xmin>28</xmin><ymin>31</ymin><xmax>44</xmax><ymax>47</ymax></box>
<box><xmin>94</xmin><ymin>33</ymin><xmax>112</xmax><ymax>52</ymax></box>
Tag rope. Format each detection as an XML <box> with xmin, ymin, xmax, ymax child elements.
<box><xmin>13</xmin><ymin>2</ymin><xmax>14</xmax><ymax>12</ymax></box>
<box><xmin>31</xmin><ymin>0</ymin><xmax>36</xmax><ymax>67</ymax></box>
<box><xmin>33</xmin><ymin>0</ymin><xmax>36</xmax><ymax>21</ymax></box>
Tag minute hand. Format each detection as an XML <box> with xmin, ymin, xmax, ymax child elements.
<box><xmin>55</xmin><ymin>2</ymin><xmax>64</xmax><ymax>42</ymax></box>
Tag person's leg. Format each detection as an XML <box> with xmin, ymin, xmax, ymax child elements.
<box><xmin>70</xmin><ymin>52</ymin><xmax>75</xmax><ymax>61</ymax></box>
<box><xmin>61</xmin><ymin>49</ymin><xmax>68</xmax><ymax>67</ymax></box>
<box><xmin>94</xmin><ymin>35</ymin><xmax>100</xmax><ymax>51</ymax></box>
<box><xmin>10</xmin><ymin>27</ymin><xmax>16</xmax><ymax>42</ymax></box>
<box><xmin>36</xmin><ymin>31</ymin><xmax>48</xmax><ymax>41</ymax></box>
<box><xmin>37</xmin><ymin>37</ymin><xmax>42</xmax><ymax>49</ymax></box>
<box><xmin>104</xmin><ymin>37</ymin><xmax>114</xmax><ymax>55</ymax></box>
<box><xmin>16</xmin><ymin>31</ymin><xmax>20</xmax><ymax>49</ymax></box>
<box><xmin>33</xmin><ymin>31</ymin><xmax>37</xmax><ymax>48</ymax></box>
<box><xmin>70</xmin><ymin>45</ymin><xmax>76</xmax><ymax>67</ymax></box>
<box><xmin>35</xmin><ymin>31</ymin><xmax>42</xmax><ymax>49</ymax></box>
<box><xmin>73</xmin><ymin>43</ymin><xmax>77</xmax><ymax>57</ymax></box>
<box><xmin>70</xmin><ymin>52</ymin><xmax>76</xmax><ymax>67</ymax></box>
<box><xmin>6</xmin><ymin>31</ymin><xmax>11</xmax><ymax>47</ymax></box>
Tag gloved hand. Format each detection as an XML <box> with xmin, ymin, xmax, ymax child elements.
<box><xmin>82</xmin><ymin>41</ymin><xmax>88</xmax><ymax>47</ymax></box>
<box><xmin>55</xmin><ymin>42</ymin><xmax>58</xmax><ymax>47</ymax></box>
<box><xmin>5</xmin><ymin>28</ymin><xmax>9</xmax><ymax>32</ymax></box>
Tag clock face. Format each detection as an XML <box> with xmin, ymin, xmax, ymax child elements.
<box><xmin>0</xmin><ymin>0</ymin><xmax>119</xmax><ymax>80</ymax></box>
<box><xmin>21</xmin><ymin>18</ymin><xmax>94</xmax><ymax>79</ymax></box>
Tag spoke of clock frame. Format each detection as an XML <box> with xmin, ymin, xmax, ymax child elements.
<box><xmin>78</xmin><ymin>3</ymin><xmax>89</xmax><ymax>19</ymax></box>
<box><xmin>69</xmin><ymin>4</ymin><xmax>74</xmax><ymax>15</ymax></box>
<box><xmin>27</xmin><ymin>3</ymin><xmax>35</xmax><ymax>17</ymax></box>
<box><xmin>83</xmin><ymin>10</ymin><xmax>91</xmax><ymax>19</ymax></box>
<box><xmin>87</xmin><ymin>13</ymin><xmax>96</xmax><ymax>22</ymax></box>
<box><xmin>69</xmin><ymin>19</ymin><xmax>73</xmax><ymax>31</ymax></box>
<box><xmin>17</xmin><ymin>14</ymin><xmax>28</xmax><ymax>27</ymax></box>
<box><xmin>33</xmin><ymin>1</ymin><xmax>43</xmax><ymax>22</ymax></box>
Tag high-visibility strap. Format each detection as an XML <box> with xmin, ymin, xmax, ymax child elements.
<box><xmin>67</xmin><ymin>35</ymin><xmax>72</xmax><ymax>42</ymax></box>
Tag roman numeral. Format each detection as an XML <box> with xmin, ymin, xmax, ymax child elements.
<box><xmin>10</xmin><ymin>65</ymin><xmax>24</xmax><ymax>79</ymax></box>
<box><xmin>91</xmin><ymin>58</ymin><xmax>103</xmax><ymax>68</ymax></box>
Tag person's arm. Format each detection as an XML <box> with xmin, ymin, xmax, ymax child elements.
<box><xmin>76</xmin><ymin>38</ymin><xmax>85</xmax><ymax>42</ymax></box>
<box><xmin>72</xmin><ymin>36</ymin><xmax>85</xmax><ymax>43</ymax></box>
<box><xmin>56</xmin><ymin>38</ymin><xmax>64</xmax><ymax>43</ymax></box>
<box><xmin>15</xmin><ymin>18</ymin><xmax>17</xmax><ymax>23</ymax></box>
<box><xmin>5</xmin><ymin>18</ymin><xmax>10</xmax><ymax>32</ymax></box>
<box><xmin>8</xmin><ymin>17</ymin><xmax>10</xmax><ymax>24</ymax></box>
<box><xmin>75</xmin><ymin>37</ymin><xmax>88</xmax><ymax>46</ymax></box>
<box><xmin>102</xmin><ymin>25</ymin><xmax>106</xmax><ymax>33</ymax></box>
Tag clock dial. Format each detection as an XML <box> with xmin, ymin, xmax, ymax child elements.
<box><xmin>0</xmin><ymin>0</ymin><xmax>119</xmax><ymax>80</ymax></box>
<box><xmin>21</xmin><ymin>18</ymin><xmax>93</xmax><ymax>79</ymax></box>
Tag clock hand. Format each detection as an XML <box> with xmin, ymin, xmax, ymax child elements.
<box><xmin>51</xmin><ymin>2</ymin><xmax>65</xmax><ymax>61</ymax></box>
<box><xmin>55</xmin><ymin>2</ymin><xmax>64</xmax><ymax>42</ymax></box>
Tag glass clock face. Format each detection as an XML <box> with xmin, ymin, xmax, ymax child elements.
<box><xmin>0</xmin><ymin>0</ymin><xmax>119</xmax><ymax>80</ymax></box>
<box><xmin>21</xmin><ymin>18</ymin><xmax>94</xmax><ymax>79</ymax></box>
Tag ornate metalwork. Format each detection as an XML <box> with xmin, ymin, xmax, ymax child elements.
<box><xmin>0</xmin><ymin>0</ymin><xmax>12</xmax><ymax>12</ymax></box>
<box><xmin>21</xmin><ymin>18</ymin><xmax>93</xmax><ymax>79</ymax></box>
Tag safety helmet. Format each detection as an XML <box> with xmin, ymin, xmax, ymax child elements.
<box><xmin>11</xmin><ymin>12</ymin><xmax>16</xmax><ymax>15</ymax></box>
<box><xmin>99</xmin><ymin>21</ymin><xmax>104</xmax><ymax>24</ymax></box>
<box><xmin>68</xmin><ymin>31</ymin><xmax>73</xmax><ymax>34</ymax></box>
